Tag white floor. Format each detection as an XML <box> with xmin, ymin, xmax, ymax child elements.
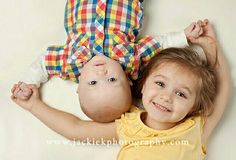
<box><xmin>0</xmin><ymin>0</ymin><xmax>235</xmax><ymax>159</ymax></box>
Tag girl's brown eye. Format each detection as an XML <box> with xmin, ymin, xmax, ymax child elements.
<box><xmin>155</xmin><ymin>81</ymin><xmax>165</xmax><ymax>87</ymax></box>
<box><xmin>176</xmin><ymin>91</ymin><xmax>187</xmax><ymax>98</ymax></box>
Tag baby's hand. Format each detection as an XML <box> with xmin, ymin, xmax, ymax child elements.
<box><xmin>187</xmin><ymin>19</ymin><xmax>216</xmax><ymax>46</ymax></box>
<box><xmin>187</xmin><ymin>19</ymin><xmax>218</xmax><ymax>66</ymax></box>
<box><xmin>184</xmin><ymin>21</ymin><xmax>204</xmax><ymax>41</ymax></box>
<box><xmin>11</xmin><ymin>83</ymin><xmax>40</xmax><ymax>111</ymax></box>
<box><xmin>12</xmin><ymin>82</ymin><xmax>33</xmax><ymax>100</ymax></box>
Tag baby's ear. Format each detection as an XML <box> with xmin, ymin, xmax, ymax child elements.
<box><xmin>76</xmin><ymin>84</ymin><xmax>79</xmax><ymax>94</ymax></box>
<box><xmin>76</xmin><ymin>76</ymin><xmax>81</xmax><ymax>94</ymax></box>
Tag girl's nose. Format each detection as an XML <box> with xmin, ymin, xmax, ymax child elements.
<box><xmin>159</xmin><ymin>91</ymin><xmax>172</xmax><ymax>103</ymax></box>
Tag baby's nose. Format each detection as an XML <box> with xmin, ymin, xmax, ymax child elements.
<box><xmin>97</xmin><ymin>68</ymin><xmax>108</xmax><ymax>75</ymax></box>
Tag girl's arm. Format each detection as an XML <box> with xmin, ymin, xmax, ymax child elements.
<box><xmin>31</xmin><ymin>100</ymin><xmax>117</xmax><ymax>142</ymax></box>
<box><xmin>202</xmin><ymin>45</ymin><xmax>232</xmax><ymax>144</ymax></box>
<box><xmin>202</xmin><ymin>45</ymin><xmax>232</xmax><ymax>143</ymax></box>
<box><xmin>11</xmin><ymin>84</ymin><xmax>117</xmax><ymax>142</ymax></box>
<box><xmin>190</xmin><ymin>20</ymin><xmax>232</xmax><ymax>144</ymax></box>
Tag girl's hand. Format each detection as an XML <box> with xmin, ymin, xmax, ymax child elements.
<box><xmin>11</xmin><ymin>84</ymin><xmax>41</xmax><ymax>112</ymax></box>
<box><xmin>188</xmin><ymin>19</ymin><xmax>216</xmax><ymax>46</ymax></box>
<box><xmin>188</xmin><ymin>19</ymin><xmax>218</xmax><ymax>66</ymax></box>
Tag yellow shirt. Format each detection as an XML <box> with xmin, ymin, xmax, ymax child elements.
<box><xmin>116</xmin><ymin>106</ymin><xmax>206</xmax><ymax>160</ymax></box>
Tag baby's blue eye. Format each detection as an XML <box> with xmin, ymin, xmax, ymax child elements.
<box><xmin>108</xmin><ymin>77</ymin><xmax>117</xmax><ymax>82</ymax></box>
<box><xmin>88</xmin><ymin>81</ymin><xmax>97</xmax><ymax>85</ymax></box>
<box><xmin>176</xmin><ymin>91</ymin><xmax>186</xmax><ymax>98</ymax></box>
<box><xmin>155</xmin><ymin>81</ymin><xmax>165</xmax><ymax>87</ymax></box>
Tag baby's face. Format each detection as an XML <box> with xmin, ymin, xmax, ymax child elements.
<box><xmin>77</xmin><ymin>55</ymin><xmax>132</xmax><ymax>122</ymax></box>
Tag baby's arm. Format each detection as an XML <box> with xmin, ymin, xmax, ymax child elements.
<box><xmin>11</xmin><ymin>84</ymin><xmax>117</xmax><ymax>142</ymax></box>
<box><xmin>190</xmin><ymin>19</ymin><xmax>232</xmax><ymax>144</ymax></box>
<box><xmin>13</xmin><ymin>44</ymin><xmax>77</xmax><ymax>100</ymax></box>
<box><xmin>20</xmin><ymin>55</ymin><xmax>48</xmax><ymax>87</ymax></box>
<box><xmin>12</xmin><ymin>54</ymin><xmax>48</xmax><ymax>100</ymax></box>
<box><xmin>154</xmin><ymin>21</ymin><xmax>204</xmax><ymax>49</ymax></box>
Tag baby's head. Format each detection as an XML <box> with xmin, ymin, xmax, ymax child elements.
<box><xmin>77</xmin><ymin>55</ymin><xmax>132</xmax><ymax>122</ymax></box>
<box><xmin>134</xmin><ymin>47</ymin><xmax>217</xmax><ymax>123</ymax></box>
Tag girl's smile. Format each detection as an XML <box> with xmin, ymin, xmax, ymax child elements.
<box><xmin>152</xmin><ymin>102</ymin><xmax>172</xmax><ymax>112</ymax></box>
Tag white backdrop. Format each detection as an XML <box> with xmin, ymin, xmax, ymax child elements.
<box><xmin>0</xmin><ymin>0</ymin><xmax>235</xmax><ymax>159</ymax></box>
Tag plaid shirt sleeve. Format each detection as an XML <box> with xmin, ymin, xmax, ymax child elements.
<box><xmin>44</xmin><ymin>45</ymin><xmax>71</xmax><ymax>81</ymax></box>
<box><xmin>44</xmin><ymin>44</ymin><xmax>93</xmax><ymax>83</ymax></box>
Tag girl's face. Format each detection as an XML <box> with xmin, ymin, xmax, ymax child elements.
<box><xmin>142</xmin><ymin>62</ymin><xmax>199</xmax><ymax>129</ymax></box>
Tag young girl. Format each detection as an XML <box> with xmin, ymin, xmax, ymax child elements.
<box><xmin>11</xmin><ymin>20</ymin><xmax>232</xmax><ymax>159</ymax></box>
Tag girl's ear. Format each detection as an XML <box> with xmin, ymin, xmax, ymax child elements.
<box><xmin>127</xmin><ymin>77</ymin><xmax>133</xmax><ymax>86</ymax></box>
<box><xmin>141</xmin><ymin>84</ymin><xmax>145</xmax><ymax>94</ymax></box>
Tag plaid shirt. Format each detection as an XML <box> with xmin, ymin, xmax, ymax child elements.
<box><xmin>44</xmin><ymin>0</ymin><xmax>161</xmax><ymax>83</ymax></box>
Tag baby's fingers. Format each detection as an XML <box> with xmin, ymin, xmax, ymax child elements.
<box><xmin>13</xmin><ymin>87</ymin><xmax>21</xmax><ymax>97</ymax></box>
<box><xmin>192</xmin><ymin>24</ymin><xmax>201</xmax><ymax>35</ymax></box>
<box><xmin>11</xmin><ymin>84</ymin><xmax>18</xmax><ymax>94</ymax></box>
<box><xmin>11</xmin><ymin>94</ymin><xmax>16</xmax><ymax>102</ymax></box>
<box><xmin>192</xmin><ymin>24</ymin><xmax>204</xmax><ymax>38</ymax></box>
<box><xmin>11</xmin><ymin>94</ymin><xmax>20</xmax><ymax>103</ymax></box>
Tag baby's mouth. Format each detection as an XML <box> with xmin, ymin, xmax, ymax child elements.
<box><xmin>93</xmin><ymin>61</ymin><xmax>106</xmax><ymax>66</ymax></box>
<box><xmin>95</xmin><ymin>63</ymin><xmax>105</xmax><ymax>66</ymax></box>
<box><xmin>152</xmin><ymin>102</ymin><xmax>172</xmax><ymax>112</ymax></box>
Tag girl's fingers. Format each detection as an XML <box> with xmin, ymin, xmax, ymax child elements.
<box><xmin>22</xmin><ymin>90</ymin><xmax>32</xmax><ymax>97</ymax></box>
<box><xmin>203</xmin><ymin>19</ymin><xmax>209</xmax><ymax>25</ymax></box>
<box><xmin>20</xmin><ymin>95</ymin><xmax>29</xmax><ymax>100</ymax></box>
<box><xmin>197</xmin><ymin>20</ymin><xmax>203</xmax><ymax>26</ymax></box>
<box><xmin>188</xmin><ymin>36</ymin><xmax>196</xmax><ymax>43</ymax></box>
<box><xmin>27</xmin><ymin>84</ymin><xmax>38</xmax><ymax>91</ymax></box>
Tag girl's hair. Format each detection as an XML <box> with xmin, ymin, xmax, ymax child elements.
<box><xmin>132</xmin><ymin>47</ymin><xmax>217</xmax><ymax>117</ymax></box>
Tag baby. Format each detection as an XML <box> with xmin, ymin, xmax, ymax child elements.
<box><xmin>13</xmin><ymin>0</ymin><xmax>202</xmax><ymax>122</ymax></box>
